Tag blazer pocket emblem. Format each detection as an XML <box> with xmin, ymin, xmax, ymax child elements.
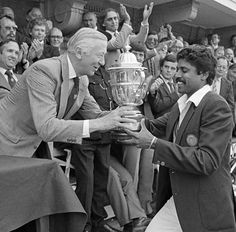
<box><xmin>186</xmin><ymin>134</ymin><xmax>198</xmax><ymax>147</ymax></box>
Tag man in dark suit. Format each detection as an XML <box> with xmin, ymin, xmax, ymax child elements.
<box><xmin>148</xmin><ymin>54</ymin><xmax>179</xmax><ymax>118</ymax></box>
<box><xmin>123</xmin><ymin>46</ymin><xmax>236</xmax><ymax>231</ymax></box>
<box><xmin>212</xmin><ymin>56</ymin><xmax>235</xmax><ymax>122</ymax></box>
<box><xmin>0</xmin><ymin>39</ymin><xmax>19</xmax><ymax>99</ymax></box>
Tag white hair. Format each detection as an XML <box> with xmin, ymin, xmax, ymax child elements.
<box><xmin>67</xmin><ymin>27</ymin><xmax>107</xmax><ymax>53</ymax></box>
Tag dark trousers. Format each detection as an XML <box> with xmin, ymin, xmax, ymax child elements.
<box><xmin>71</xmin><ymin>143</ymin><xmax>110</xmax><ymax>227</ymax></box>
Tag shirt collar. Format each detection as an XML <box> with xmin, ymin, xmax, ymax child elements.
<box><xmin>160</xmin><ymin>74</ymin><xmax>173</xmax><ymax>84</ymax></box>
<box><xmin>67</xmin><ymin>54</ymin><xmax>77</xmax><ymax>79</ymax></box>
<box><xmin>0</xmin><ymin>67</ymin><xmax>8</xmax><ymax>76</ymax></box>
<box><xmin>106</xmin><ymin>30</ymin><xmax>118</xmax><ymax>37</ymax></box>
<box><xmin>0</xmin><ymin>67</ymin><xmax>17</xmax><ymax>81</ymax></box>
<box><xmin>177</xmin><ymin>84</ymin><xmax>211</xmax><ymax>111</ymax></box>
<box><xmin>214</xmin><ymin>76</ymin><xmax>222</xmax><ymax>81</ymax></box>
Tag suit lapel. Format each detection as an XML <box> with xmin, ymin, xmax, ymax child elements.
<box><xmin>220</xmin><ymin>78</ymin><xmax>227</xmax><ymax>98</ymax></box>
<box><xmin>57</xmin><ymin>54</ymin><xmax>70</xmax><ymax>119</ymax></box>
<box><xmin>166</xmin><ymin>104</ymin><xmax>179</xmax><ymax>140</ymax></box>
<box><xmin>0</xmin><ymin>72</ymin><xmax>11</xmax><ymax>90</ymax></box>
<box><xmin>175</xmin><ymin>103</ymin><xmax>196</xmax><ymax>144</ymax></box>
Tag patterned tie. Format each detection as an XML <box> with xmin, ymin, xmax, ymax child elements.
<box><xmin>212</xmin><ymin>79</ymin><xmax>218</xmax><ymax>94</ymax></box>
<box><xmin>64</xmin><ymin>78</ymin><xmax>79</xmax><ymax>116</ymax></box>
<box><xmin>5</xmin><ymin>70</ymin><xmax>16</xmax><ymax>88</ymax></box>
<box><xmin>148</xmin><ymin>58</ymin><xmax>155</xmax><ymax>77</ymax></box>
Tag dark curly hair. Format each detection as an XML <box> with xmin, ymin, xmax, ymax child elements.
<box><xmin>177</xmin><ymin>45</ymin><xmax>217</xmax><ymax>85</ymax></box>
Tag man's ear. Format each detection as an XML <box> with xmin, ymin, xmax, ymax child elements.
<box><xmin>75</xmin><ymin>47</ymin><xmax>82</xmax><ymax>59</ymax></box>
<box><xmin>201</xmin><ymin>71</ymin><xmax>209</xmax><ymax>81</ymax></box>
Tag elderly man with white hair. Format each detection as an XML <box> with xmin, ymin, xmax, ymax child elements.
<box><xmin>0</xmin><ymin>27</ymin><xmax>136</xmax><ymax>158</ymax></box>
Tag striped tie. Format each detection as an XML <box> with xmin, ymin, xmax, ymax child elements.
<box><xmin>5</xmin><ymin>70</ymin><xmax>16</xmax><ymax>88</ymax></box>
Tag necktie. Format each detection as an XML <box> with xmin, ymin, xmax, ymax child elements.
<box><xmin>212</xmin><ymin>78</ymin><xmax>219</xmax><ymax>94</ymax></box>
<box><xmin>65</xmin><ymin>78</ymin><xmax>79</xmax><ymax>116</ymax></box>
<box><xmin>148</xmin><ymin>58</ymin><xmax>155</xmax><ymax>77</ymax></box>
<box><xmin>168</xmin><ymin>82</ymin><xmax>175</xmax><ymax>93</ymax></box>
<box><xmin>5</xmin><ymin>70</ymin><xmax>16</xmax><ymax>88</ymax></box>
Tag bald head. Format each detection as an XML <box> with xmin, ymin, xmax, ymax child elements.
<box><xmin>82</xmin><ymin>12</ymin><xmax>97</xmax><ymax>29</ymax></box>
<box><xmin>0</xmin><ymin>7</ymin><xmax>14</xmax><ymax>20</ymax></box>
<box><xmin>49</xmin><ymin>27</ymin><xmax>63</xmax><ymax>48</ymax></box>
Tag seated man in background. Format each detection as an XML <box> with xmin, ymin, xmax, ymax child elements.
<box><xmin>18</xmin><ymin>7</ymin><xmax>43</xmax><ymax>40</ymax></box>
<box><xmin>27</xmin><ymin>17</ymin><xmax>59</xmax><ymax>63</ymax></box>
<box><xmin>0</xmin><ymin>39</ymin><xmax>19</xmax><ymax>99</ymax></box>
<box><xmin>212</xmin><ymin>56</ymin><xmax>235</xmax><ymax>123</ymax></box>
<box><xmin>225</xmin><ymin>48</ymin><xmax>236</xmax><ymax>65</ymax></box>
<box><xmin>0</xmin><ymin>15</ymin><xmax>29</xmax><ymax>74</ymax></box>
<box><xmin>81</xmin><ymin>11</ymin><xmax>112</xmax><ymax>42</ymax></box>
<box><xmin>48</xmin><ymin>27</ymin><xmax>64</xmax><ymax>54</ymax></box>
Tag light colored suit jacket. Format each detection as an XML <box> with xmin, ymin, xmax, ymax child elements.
<box><xmin>146</xmin><ymin>91</ymin><xmax>236</xmax><ymax>231</ymax></box>
<box><xmin>105</xmin><ymin>23</ymin><xmax>149</xmax><ymax>69</ymax></box>
<box><xmin>0</xmin><ymin>72</ymin><xmax>11</xmax><ymax>99</ymax></box>
<box><xmin>0</xmin><ymin>53</ymin><xmax>105</xmax><ymax>157</ymax></box>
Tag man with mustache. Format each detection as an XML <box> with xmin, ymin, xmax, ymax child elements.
<box><xmin>0</xmin><ymin>15</ymin><xmax>30</xmax><ymax>74</ymax></box>
<box><xmin>123</xmin><ymin>46</ymin><xmax>236</xmax><ymax>231</ymax></box>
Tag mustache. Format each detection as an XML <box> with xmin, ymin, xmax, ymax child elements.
<box><xmin>176</xmin><ymin>77</ymin><xmax>186</xmax><ymax>84</ymax></box>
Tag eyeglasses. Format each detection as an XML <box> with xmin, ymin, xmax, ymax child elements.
<box><xmin>50</xmin><ymin>35</ymin><xmax>63</xmax><ymax>39</ymax></box>
<box><xmin>4</xmin><ymin>26</ymin><xmax>17</xmax><ymax>31</ymax></box>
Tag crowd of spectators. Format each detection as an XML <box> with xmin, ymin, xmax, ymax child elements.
<box><xmin>0</xmin><ymin>2</ymin><xmax>236</xmax><ymax>232</ymax></box>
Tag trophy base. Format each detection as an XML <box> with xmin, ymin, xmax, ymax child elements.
<box><xmin>112</xmin><ymin>112</ymin><xmax>143</xmax><ymax>142</ymax></box>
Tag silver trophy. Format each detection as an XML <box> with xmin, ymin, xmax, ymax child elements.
<box><xmin>108</xmin><ymin>46</ymin><xmax>149</xmax><ymax>134</ymax></box>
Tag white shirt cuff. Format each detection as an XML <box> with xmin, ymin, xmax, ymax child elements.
<box><xmin>82</xmin><ymin>120</ymin><xmax>90</xmax><ymax>138</ymax></box>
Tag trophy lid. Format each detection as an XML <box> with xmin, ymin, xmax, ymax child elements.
<box><xmin>108</xmin><ymin>45</ymin><xmax>146</xmax><ymax>70</ymax></box>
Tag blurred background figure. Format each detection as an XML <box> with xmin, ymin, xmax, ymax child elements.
<box><xmin>212</xmin><ymin>56</ymin><xmax>235</xmax><ymax>124</ymax></box>
<box><xmin>0</xmin><ymin>7</ymin><xmax>15</xmax><ymax>20</ymax></box>
<box><xmin>199</xmin><ymin>36</ymin><xmax>208</xmax><ymax>46</ymax></box>
<box><xmin>169</xmin><ymin>39</ymin><xmax>184</xmax><ymax>55</ymax></box>
<box><xmin>49</xmin><ymin>27</ymin><xmax>64</xmax><ymax>54</ymax></box>
<box><xmin>215</xmin><ymin>45</ymin><xmax>225</xmax><ymax>58</ymax></box>
<box><xmin>230</xmin><ymin>34</ymin><xmax>236</xmax><ymax>57</ymax></box>
<box><xmin>27</xmin><ymin>18</ymin><xmax>59</xmax><ymax>64</ymax></box>
<box><xmin>82</xmin><ymin>11</ymin><xmax>98</xmax><ymax>29</ymax></box>
<box><xmin>0</xmin><ymin>39</ymin><xmax>20</xmax><ymax>99</ymax></box>
<box><xmin>209</xmin><ymin>33</ymin><xmax>220</xmax><ymax>54</ymax></box>
<box><xmin>225</xmin><ymin>48</ymin><xmax>236</xmax><ymax>65</ymax></box>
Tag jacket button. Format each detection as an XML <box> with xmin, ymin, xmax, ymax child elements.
<box><xmin>160</xmin><ymin>161</ymin><xmax>165</xmax><ymax>166</ymax></box>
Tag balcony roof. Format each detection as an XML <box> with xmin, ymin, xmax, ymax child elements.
<box><xmin>109</xmin><ymin>0</ymin><xmax>236</xmax><ymax>29</ymax></box>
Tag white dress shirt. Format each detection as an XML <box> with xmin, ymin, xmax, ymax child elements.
<box><xmin>67</xmin><ymin>55</ymin><xmax>90</xmax><ymax>138</ymax></box>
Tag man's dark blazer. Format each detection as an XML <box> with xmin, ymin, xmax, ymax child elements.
<box><xmin>148</xmin><ymin>76</ymin><xmax>179</xmax><ymax>118</ymax></box>
<box><xmin>146</xmin><ymin>91</ymin><xmax>236</xmax><ymax>231</ymax></box>
<box><xmin>220</xmin><ymin>77</ymin><xmax>235</xmax><ymax>122</ymax></box>
<box><xmin>32</xmin><ymin>44</ymin><xmax>60</xmax><ymax>63</ymax></box>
